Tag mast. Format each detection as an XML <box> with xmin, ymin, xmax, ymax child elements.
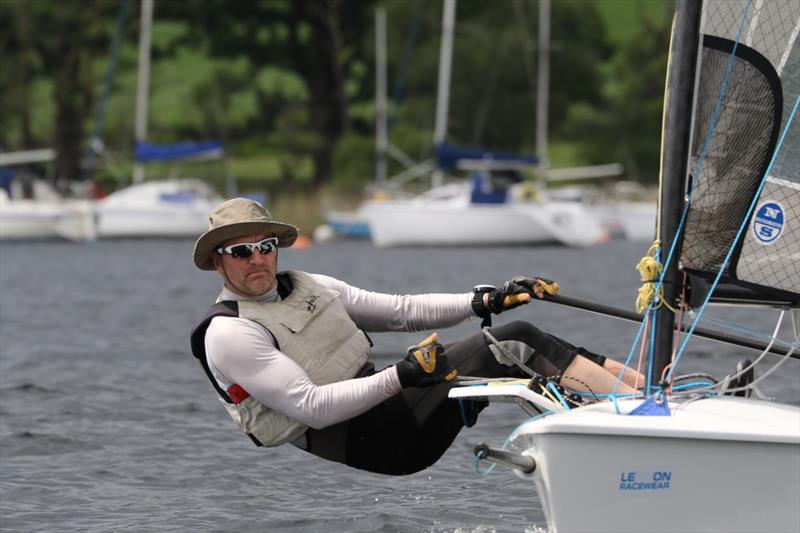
<box><xmin>133</xmin><ymin>0</ymin><xmax>154</xmax><ymax>184</ymax></box>
<box><xmin>651</xmin><ymin>0</ymin><xmax>702</xmax><ymax>389</ymax></box>
<box><xmin>431</xmin><ymin>0</ymin><xmax>456</xmax><ymax>188</ymax></box>
<box><xmin>535</xmin><ymin>0</ymin><xmax>551</xmax><ymax>180</ymax></box>
<box><xmin>374</xmin><ymin>7</ymin><xmax>388</xmax><ymax>186</ymax></box>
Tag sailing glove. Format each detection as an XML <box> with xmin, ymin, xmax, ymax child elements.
<box><xmin>472</xmin><ymin>276</ymin><xmax>560</xmax><ymax>318</ymax></box>
<box><xmin>395</xmin><ymin>333</ymin><xmax>457</xmax><ymax>388</ymax></box>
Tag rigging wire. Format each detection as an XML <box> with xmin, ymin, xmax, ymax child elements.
<box><xmin>668</xmin><ymin>95</ymin><xmax>800</xmax><ymax>381</ymax></box>
<box><xmin>614</xmin><ymin>0</ymin><xmax>755</xmax><ymax>402</ymax></box>
<box><xmin>685</xmin><ymin>312</ymin><xmax>799</xmax><ymax>397</ymax></box>
<box><xmin>682</xmin><ymin>311</ymin><xmax>784</xmax><ymax>395</ymax></box>
<box><xmin>80</xmin><ymin>0</ymin><xmax>131</xmax><ymax>183</ymax></box>
<box><xmin>698</xmin><ymin>315</ymin><xmax>797</xmax><ymax>350</ymax></box>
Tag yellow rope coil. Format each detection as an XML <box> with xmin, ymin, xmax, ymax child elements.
<box><xmin>635</xmin><ymin>241</ymin><xmax>666</xmax><ymax>314</ymax></box>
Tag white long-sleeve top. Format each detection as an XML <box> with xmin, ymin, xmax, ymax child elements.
<box><xmin>204</xmin><ymin>274</ymin><xmax>475</xmax><ymax>430</ymax></box>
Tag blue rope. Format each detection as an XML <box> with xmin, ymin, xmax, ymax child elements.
<box><xmin>668</xmin><ymin>95</ymin><xmax>800</xmax><ymax>380</ymax></box>
<box><xmin>687</xmin><ymin>0</ymin><xmax>752</xmax><ymax>197</ymax></box>
<box><xmin>611</xmin><ymin>309</ymin><xmax>653</xmax><ymax>413</ymax></box>
<box><xmin>672</xmin><ymin>380</ymin><xmax>717</xmax><ymax>391</ymax></box>
<box><xmin>700</xmin><ymin>315</ymin><xmax>796</xmax><ymax>348</ymax></box>
<box><xmin>575</xmin><ymin>391</ymin><xmax>638</xmax><ymax>399</ymax></box>
<box><xmin>624</xmin><ymin>0</ymin><xmax>753</xmax><ymax>396</ymax></box>
<box><xmin>546</xmin><ymin>383</ymin><xmax>570</xmax><ymax>410</ymax></box>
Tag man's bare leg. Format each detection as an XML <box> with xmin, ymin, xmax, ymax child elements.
<box><xmin>603</xmin><ymin>359</ymin><xmax>645</xmax><ymax>389</ymax></box>
<box><xmin>559</xmin><ymin>355</ymin><xmax>638</xmax><ymax>399</ymax></box>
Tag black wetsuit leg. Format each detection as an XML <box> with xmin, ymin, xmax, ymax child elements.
<box><xmin>306</xmin><ymin>321</ymin><xmax>604</xmax><ymax>475</ymax></box>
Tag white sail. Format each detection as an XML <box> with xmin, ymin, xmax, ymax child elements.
<box><xmin>680</xmin><ymin>0</ymin><xmax>799</xmax><ymax>296</ymax></box>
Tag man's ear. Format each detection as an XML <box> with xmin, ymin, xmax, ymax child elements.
<box><xmin>211</xmin><ymin>253</ymin><xmax>223</xmax><ymax>273</ymax></box>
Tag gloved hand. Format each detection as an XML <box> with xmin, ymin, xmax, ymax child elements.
<box><xmin>473</xmin><ymin>276</ymin><xmax>560</xmax><ymax>318</ymax></box>
<box><xmin>395</xmin><ymin>333</ymin><xmax>457</xmax><ymax>388</ymax></box>
<box><xmin>507</xmin><ymin>275</ymin><xmax>560</xmax><ymax>300</ymax></box>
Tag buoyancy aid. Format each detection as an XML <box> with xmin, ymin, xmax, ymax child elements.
<box><xmin>190</xmin><ymin>270</ymin><xmax>371</xmax><ymax>447</ymax></box>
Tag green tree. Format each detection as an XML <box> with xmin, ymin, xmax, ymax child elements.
<box><xmin>564</xmin><ymin>1</ymin><xmax>673</xmax><ymax>181</ymax></box>
<box><xmin>376</xmin><ymin>0</ymin><xmax>612</xmax><ymax>172</ymax></box>
<box><xmin>159</xmin><ymin>0</ymin><xmax>377</xmax><ymax>186</ymax></box>
<box><xmin>0</xmin><ymin>0</ymin><xmax>122</xmax><ymax>186</ymax></box>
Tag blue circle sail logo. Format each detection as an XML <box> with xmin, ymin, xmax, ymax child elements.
<box><xmin>752</xmin><ymin>201</ymin><xmax>784</xmax><ymax>244</ymax></box>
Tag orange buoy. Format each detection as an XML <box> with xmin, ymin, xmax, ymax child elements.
<box><xmin>291</xmin><ymin>234</ymin><xmax>312</xmax><ymax>249</ymax></box>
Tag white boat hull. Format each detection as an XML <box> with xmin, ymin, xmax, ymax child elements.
<box><xmin>511</xmin><ymin>398</ymin><xmax>800</xmax><ymax>533</ymax></box>
<box><xmin>449</xmin><ymin>385</ymin><xmax>800</xmax><ymax>532</ymax></box>
<box><xmin>589</xmin><ymin>201</ymin><xmax>657</xmax><ymax>242</ymax></box>
<box><xmin>95</xmin><ymin>179</ymin><xmax>222</xmax><ymax>238</ymax></box>
<box><xmin>363</xmin><ymin>200</ymin><xmax>603</xmax><ymax>247</ymax></box>
<box><xmin>0</xmin><ymin>197</ymin><xmax>97</xmax><ymax>242</ymax></box>
<box><xmin>97</xmin><ymin>206</ymin><xmax>213</xmax><ymax>237</ymax></box>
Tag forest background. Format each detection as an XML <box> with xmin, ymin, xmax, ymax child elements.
<box><xmin>0</xmin><ymin>0</ymin><xmax>672</xmax><ymax>231</ymax></box>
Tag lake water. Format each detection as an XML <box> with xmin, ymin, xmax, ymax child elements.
<box><xmin>1</xmin><ymin>239</ymin><xmax>798</xmax><ymax>532</ymax></box>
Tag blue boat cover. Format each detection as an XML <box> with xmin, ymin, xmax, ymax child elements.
<box><xmin>135</xmin><ymin>141</ymin><xmax>224</xmax><ymax>163</ymax></box>
<box><xmin>434</xmin><ymin>143</ymin><xmax>537</xmax><ymax>170</ymax></box>
<box><xmin>469</xmin><ymin>171</ymin><xmax>526</xmax><ymax>204</ymax></box>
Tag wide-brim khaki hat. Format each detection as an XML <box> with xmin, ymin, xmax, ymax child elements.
<box><xmin>193</xmin><ymin>197</ymin><xmax>299</xmax><ymax>270</ymax></box>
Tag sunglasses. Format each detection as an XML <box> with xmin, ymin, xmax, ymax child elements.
<box><xmin>216</xmin><ymin>237</ymin><xmax>278</xmax><ymax>260</ymax></box>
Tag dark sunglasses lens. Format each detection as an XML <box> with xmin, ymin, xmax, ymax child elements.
<box><xmin>230</xmin><ymin>245</ymin><xmax>254</xmax><ymax>259</ymax></box>
<box><xmin>258</xmin><ymin>242</ymin><xmax>275</xmax><ymax>254</ymax></box>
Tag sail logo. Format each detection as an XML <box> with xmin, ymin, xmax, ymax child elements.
<box><xmin>752</xmin><ymin>201</ymin><xmax>784</xmax><ymax>245</ymax></box>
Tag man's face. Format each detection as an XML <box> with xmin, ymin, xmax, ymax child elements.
<box><xmin>212</xmin><ymin>232</ymin><xmax>278</xmax><ymax>297</ymax></box>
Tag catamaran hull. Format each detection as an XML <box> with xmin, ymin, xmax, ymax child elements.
<box><xmin>511</xmin><ymin>398</ymin><xmax>800</xmax><ymax>533</ymax></box>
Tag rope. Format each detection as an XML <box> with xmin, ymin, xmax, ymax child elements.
<box><xmin>634</xmin><ymin>0</ymin><xmax>762</xmax><ymax>391</ymax></box>
<box><xmin>558</xmin><ymin>374</ymin><xmax>600</xmax><ymax>401</ymax></box>
<box><xmin>633</xmin><ymin>314</ymin><xmax>650</xmax><ymax>391</ymax></box>
<box><xmin>668</xmin><ymin>95</ymin><xmax>800</xmax><ymax>381</ymax></box>
<box><xmin>635</xmin><ymin>241</ymin><xmax>672</xmax><ymax>313</ymax></box>
<box><xmin>683</xmin><ymin>312</ymin><xmax>794</xmax><ymax>396</ymax></box>
<box><xmin>538</xmin><ymin>383</ymin><xmax>562</xmax><ymax>406</ymax></box>
<box><xmin>546</xmin><ymin>382</ymin><xmax>570</xmax><ymax>409</ymax></box>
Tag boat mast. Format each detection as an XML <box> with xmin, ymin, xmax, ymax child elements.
<box><xmin>535</xmin><ymin>0</ymin><xmax>550</xmax><ymax>180</ymax></box>
<box><xmin>431</xmin><ymin>0</ymin><xmax>456</xmax><ymax>188</ymax></box>
<box><xmin>133</xmin><ymin>0</ymin><xmax>154</xmax><ymax>184</ymax></box>
<box><xmin>375</xmin><ymin>7</ymin><xmax>388</xmax><ymax>186</ymax></box>
<box><xmin>651</xmin><ymin>0</ymin><xmax>702</xmax><ymax>390</ymax></box>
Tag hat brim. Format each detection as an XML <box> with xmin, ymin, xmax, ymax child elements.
<box><xmin>193</xmin><ymin>221</ymin><xmax>299</xmax><ymax>270</ymax></box>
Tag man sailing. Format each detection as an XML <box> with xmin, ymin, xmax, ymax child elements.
<box><xmin>190</xmin><ymin>198</ymin><xmax>640</xmax><ymax>475</ymax></box>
